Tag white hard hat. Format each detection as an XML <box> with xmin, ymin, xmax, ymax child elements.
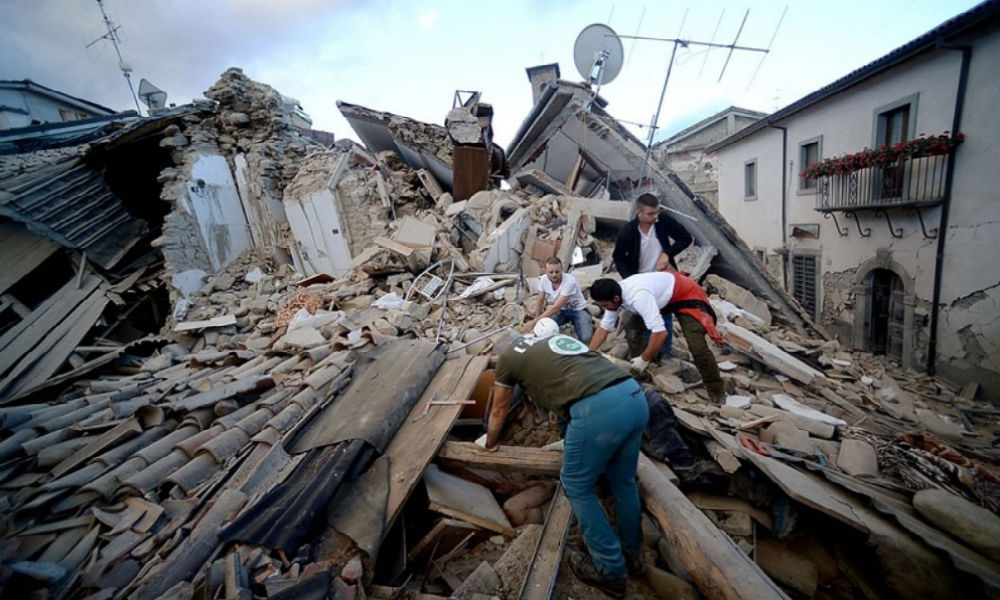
<box><xmin>532</xmin><ymin>317</ymin><xmax>560</xmax><ymax>338</ymax></box>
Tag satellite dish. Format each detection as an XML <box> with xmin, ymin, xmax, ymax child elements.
<box><xmin>573</xmin><ymin>23</ymin><xmax>624</xmax><ymax>86</ymax></box>
<box><xmin>138</xmin><ymin>78</ymin><xmax>167</xmax><ymax>110</ymax></box>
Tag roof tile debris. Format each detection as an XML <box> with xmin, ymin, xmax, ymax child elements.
<box><xmin>0</xmin><ymin>65</ymin><xmax>996</xmax><ymax>600</ymax></box>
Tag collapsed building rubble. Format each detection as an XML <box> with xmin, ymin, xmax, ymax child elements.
<box><xmin>0</xmin><ymin>67</ymin><xmax>997</xmax><ymax>600</ymax></box>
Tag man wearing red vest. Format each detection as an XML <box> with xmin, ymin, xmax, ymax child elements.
<box><xmin>589</xmin><ymin>272</ymin><xmax>725</xmax><ymax>403</ymax></box>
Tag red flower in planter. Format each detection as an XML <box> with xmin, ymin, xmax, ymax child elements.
<box><xmin>800</xmin><ymin>131</ymin><xmax>963</xmax><ymax>179</ymax></box>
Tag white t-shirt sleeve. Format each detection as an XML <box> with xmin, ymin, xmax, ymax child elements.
<box><xmin>599</xmin><ymin>309</ymin><xmax>619</xmax><ymax>331</ymax></box>
<box><xmin>631</xmin><ymin>289</ymin><xmax>667</xmax><ymax>332</ymax></box>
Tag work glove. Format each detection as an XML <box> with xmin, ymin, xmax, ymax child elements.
<box><xmin>630</xmin><ymin>356</ymin><xmax>649</xmax><ymax>374</ymax></box>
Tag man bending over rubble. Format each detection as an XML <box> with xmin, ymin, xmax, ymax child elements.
<box><xmin>524</xmin><ymin>257</ymin><xmax>593</xmax><ymax>343</ymax></box>
<box><xmin>589</xmin><ymin>272</ymin><xmax>726</xmax><ymax>404</ymax></box>
<box><xmin>484</xmin><ymin>322</ymin><xmax>647</xmax><ymax>598</ymax></box>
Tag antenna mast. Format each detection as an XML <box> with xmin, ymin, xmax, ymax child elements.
<box><xmin>90</xmin><ymin>0</ymin><xmax>142</xmax><ymax>114</ymax></box>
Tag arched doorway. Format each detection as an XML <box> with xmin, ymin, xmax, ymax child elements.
<box><xmin>865</xmin><ymin>269</ymin><xmax>904</xmax><ymax>360</ymax></box>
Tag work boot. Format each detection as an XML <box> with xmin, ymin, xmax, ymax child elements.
<box><xmin>568</xmin><ymin>550</ymin><xmax>626</xmax><ymax>599</ymax></box>
<box><xmin>625</xmin><ymin>552</ymin><xmax>646</xmax><ymax>578</ymax></box>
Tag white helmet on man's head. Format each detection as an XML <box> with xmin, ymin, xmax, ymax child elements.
<box><xmin>532</xmin><ymin>317</ymin><xmax>560</xmax><ymax>338</ymax></box>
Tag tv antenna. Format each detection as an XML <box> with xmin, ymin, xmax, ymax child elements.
<box><xmin>573</xmin><ymin>23</ymin><xmax>625</xmax><ymax>111</ymax></box>
<box><xmin>572</xmin><ymin>9</ymin><xmax>782</xmax><ymax>200</ymax></box>
<box><xmin>88</xmin><ymin>0</ymin><xmax>142</xmax><ymax>114</ymax></box>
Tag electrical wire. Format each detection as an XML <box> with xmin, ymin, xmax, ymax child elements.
<box><xmin>746</xmin><ymin>4</ymin><xmax>788</xmax><ymax>91</ymax></box>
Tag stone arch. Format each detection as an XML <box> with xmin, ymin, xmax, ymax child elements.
<box><xmin>851</xmin><ymin>249</ymin><xmax>919</xmax><ymax>369</ymax></box>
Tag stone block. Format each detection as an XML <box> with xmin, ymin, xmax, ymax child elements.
<box><xmin>393</xmin><ymin>216</ymin><xmax>437</xmax><ymax>249</ymax></box>
<box><xmin>836</xmin><ymin>438</ymin><xmax>878</xmax><ymax>477</ymax></box>
<box><xmin>765</xmin><ymin>421</ymin><xmax>813</xmax><ymax>454</ymax></box>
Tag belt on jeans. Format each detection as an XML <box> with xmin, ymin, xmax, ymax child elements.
<box><xmin>602</xmin><ymin>376</ymin><xmax>632</xmax><ymax>391</ymax></box>
<box><xmin>567</xmin><ymin>377</ymin><xmax>633</xmax><ymax>412</ymax></box>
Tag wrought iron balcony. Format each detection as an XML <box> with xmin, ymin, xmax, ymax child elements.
<box><xmin>814</xmin><ymin>154</ymin><xmax>950</xmax><ymax>212</ymax></box>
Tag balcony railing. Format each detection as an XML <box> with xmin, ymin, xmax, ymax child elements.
<box><xmin>814</xmin><ymin>153</ymin><xmax>950</xmax><ymax>212</ymax></box>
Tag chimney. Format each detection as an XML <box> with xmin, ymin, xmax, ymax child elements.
<box><xmin>525</xmin><ymin>63</ymin><xmax>561</xmax><ymax>105</ymax></box>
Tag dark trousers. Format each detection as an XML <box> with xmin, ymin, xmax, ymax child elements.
<box><xmin>676</xmin><ymin>313</ymin><xmax>725</xmax><ymax>402</ymax></box>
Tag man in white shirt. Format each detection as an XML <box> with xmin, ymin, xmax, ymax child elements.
<box><xmin>524</xmin><ymin>257</ymin><xmax>593</xmax><ymax>343</ymax></box>
<box><xmin>589</xmin><ymin>272</ymin><xmax>726</xmax><ymax>403</ymax></box>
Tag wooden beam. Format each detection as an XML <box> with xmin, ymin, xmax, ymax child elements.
<box><xmin>637</xmin><ymin>453</ymin><xmax>791</xmax><ymax>600</ymax></box>
<box><xmin>384</xmin><ymin>355</ymin><xmax>489</xmax><ymax>530</ymax></box>
<box><xmin>437</xmin><ymin>442</ymin><xmax>562</xmax><ymax>476</ymax></box>
<box><xmin>0</xmin><ymin>284</ymin><xmax>109</xmax><ymax>401</ymax></box>
<box><xmin>173</xmin><ymin>314</ymin><xmax>238</xmax><ymax>332</ymax></box>
<box><xmin>516</xmin><ymin>485</ymin><xmax>572</xmax><ymax>600</ymax></box>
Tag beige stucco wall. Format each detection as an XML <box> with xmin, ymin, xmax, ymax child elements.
<box><xmin>715</xmin><ymin>20</ymin><xmax>1000</xmax><ymax>395</ymax></box>
<box><xmin>717</xmin><ymin>127</ymin><xmax>784</xmax><ymax>253</ymax></box>
<box><xmin>934</xmin><ymin>21</ymin><xmax>1000</xmax><ymax>390</ymax></box>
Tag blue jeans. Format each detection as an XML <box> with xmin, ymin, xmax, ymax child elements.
<box><xmin>554</xmin><ymin>307</ymin><xmax>594</xmax><ymax>344</ymax></box>
<box><xmin>561</xmin><ymin>379</ymin><xmax>648</xmax><ymax>580</ymax></box>
<box><xmin>644</xmin><ymin>312</ymin><xmax>674</xmax><ymax>354</ymax></box>
<box><xmin>625</xmin><ymin>311</ymin><xmax>673</xmax><ymax>356</ymax></box>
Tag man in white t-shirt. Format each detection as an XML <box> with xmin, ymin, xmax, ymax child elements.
<box><xmin>524</xmin><ymin>257</ymin><xmax>594</xmax><ymax>343</ymax></box>
<box><xmin>589</xmin><ymin>273</ymin><xmax>726</xmax><ymax>403</ymax></box>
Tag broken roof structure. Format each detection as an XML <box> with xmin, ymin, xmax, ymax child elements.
<box><xmin>0</xmin><ymin>56</ymin><xmax>997</xmax><ymax>600</ymax></box>
<box><xmin>505</xmin><ymin>80</ymin><xmax>819</xmax><ymax>335</ymax></box>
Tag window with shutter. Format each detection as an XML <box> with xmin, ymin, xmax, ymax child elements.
<box><xmin>791</xmin><ymin>254</ymin><xmax>818</xmax><ymax>318</ymax></box>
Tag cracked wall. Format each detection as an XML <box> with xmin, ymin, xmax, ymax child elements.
<box><xmin>935</xmin><ymin>280</ymin><xmax>1000</xmax><ymax>395</ymax></box>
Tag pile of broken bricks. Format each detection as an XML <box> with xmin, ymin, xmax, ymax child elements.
<box><xmin>0</xmin><ymin>71</ymin><xmax>998</xmax><ymax>600</ymax></box>
<box><xmin>1</xmin><ymin>169</ymin><xmax>997</xmax><ymax>599</ymax></box>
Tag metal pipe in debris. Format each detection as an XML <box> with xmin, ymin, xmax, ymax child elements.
<box><xmin>446</xmin><ymin>324</ymin><xmax>516</xmax><ymax>354</ymax></box>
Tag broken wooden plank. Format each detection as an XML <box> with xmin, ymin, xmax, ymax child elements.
<box><xmin>738</xmin><ymin>414</ymin><xmax>782</xmax><ymax>431</ymax></box>
<box><xmin>424</xmin><ymin>464</ymin><xmax>513</xmax><ymax>536</ymax></box>
<box><xmin>959</xmin><ymin>382</ymin><xmax>979</xmax><ymax>401</ymax></box>
<box><xmin>718</xmin><ymin>323</ymin><xmax>825</xmax><ymax>385</ymax></box>
<box><xmin>0</xmin><ymin>283</ymin><xmax>109</xmax><ymax>401</ymax></box>
<box><xmin>374</xmin><ymin>237</ymin><xmax>415</xmax><ymax>257</ymax></box>
<box><xmin>437</xmin><ymin>441</ymin><xmax>562</xmax><ymax>476</ymax></box>
<box><xmin>0</xmin><ymin>276</ymin><xmax>101</xmax><ymax>360</ymax></box>
<box><xmin>637</xmin><ymin>453</ymin><xmax>792</xmax><ymax>600</ymax></box>
<box><xmin>384</xmin><ymin>355</ymin><xmax>489</xmax><ymax>530</ymax></box>
<box><xmin>686</xmin><ymin>492</ymin><xmax>773</xmax><ymax>530</ymax></box>
<box><xmin>516</xmin><ymin>485</ymin><xmax>572</xmax><ymax>600</ymax></box>
<box><xmin>408</xmin><ymin>518</ymin><xmax>485</xmax><ymax>564</ymax></box>
<box><xmin>172</xmin><ymin>314</ymin><xmax>238</xmax><ymax>332</ymax></box>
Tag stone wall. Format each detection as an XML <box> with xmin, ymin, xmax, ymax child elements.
<box><xmin>153</xmin><ymin>68</ymin><xmax>331</xmax><ymax>299</ymax></box>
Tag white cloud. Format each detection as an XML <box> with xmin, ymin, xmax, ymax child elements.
<box><xmin>418</xmin><ymin>10</ymin><xmax>437</xmax><ymax>31</ymax></box>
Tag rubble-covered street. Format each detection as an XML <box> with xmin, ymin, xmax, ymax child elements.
<box><xmin>0</xmin><ymin>60</ymin><xmax>998</xmax><ymax>600</ymax></box>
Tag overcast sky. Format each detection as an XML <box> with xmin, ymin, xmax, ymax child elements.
<box><xmin>0</xmin><ymin>1</ymin><xmax>982</xmax><ymax>147</ymax></box>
